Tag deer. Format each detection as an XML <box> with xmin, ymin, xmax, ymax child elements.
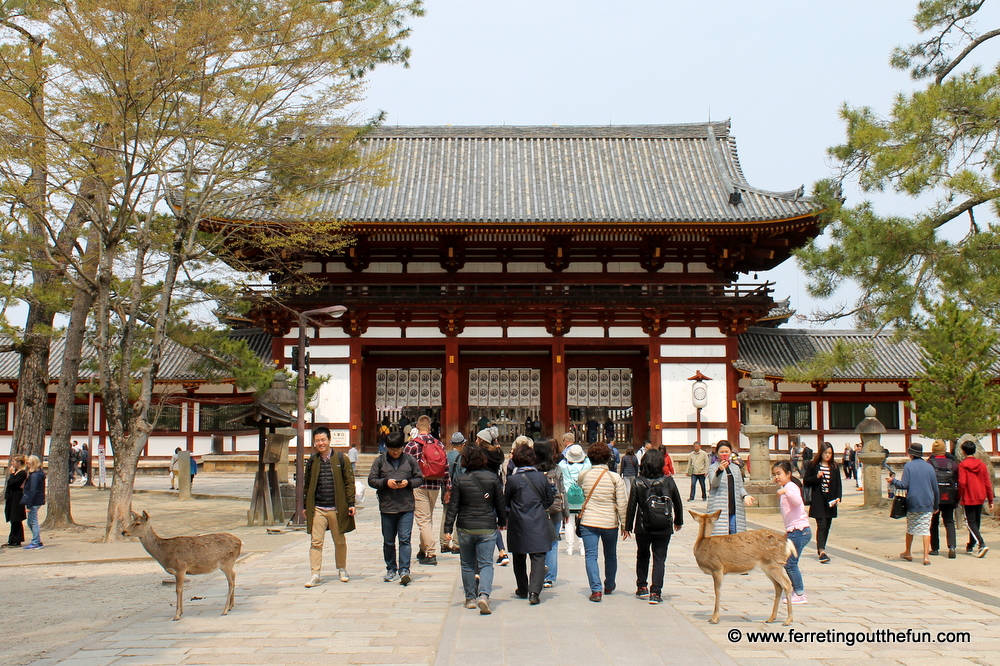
<box><xmin>122</xmin><ymin>511</ymin><xmax>242</xmax><ymax>621</ymax></box>
<box><xmin>689</xmin><ymin>509</ymin><xmax>795</xmax><ymax>626</ymax></box>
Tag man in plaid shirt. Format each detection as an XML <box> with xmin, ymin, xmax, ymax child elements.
<box><xmin>405</xmin><ymin>415</ymin><xmax>451</xmax><ymax>565</ymax></box>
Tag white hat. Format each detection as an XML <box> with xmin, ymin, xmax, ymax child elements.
<box><xmin>565</xmin><ymin>444</ymin><xmax>586</xmax><ymax>463</ymax></box>
<box><xmin>476</xmin><ymin>428</ymin><xmax>495</xmax><ymax>444</ymax></box>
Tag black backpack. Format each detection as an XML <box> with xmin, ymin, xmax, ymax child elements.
<box><xmin>930</xmin><ymin>457</ymin><xmax>957</xmax><ymax>505</ymax></box>
<box><xmin>642</xmin><ymin>478</ymin><xmax>673</xmax><ymax>531</ymax></box>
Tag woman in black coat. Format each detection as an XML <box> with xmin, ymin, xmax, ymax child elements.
<box><xmin>803</xmin><ymin>442</ymin><xmax>842</xmax><ymax>564</ymax></box>
<box><xmin>623</xmin><ymin>449</ymin><xmax>683</xmax><ymax>604</ymax></box>
<box><xmin>4</xmin><ymin>454</ymin><xmax>27</xmax><ymax>547</ymax></box>
<box><xmin>504</xmin><ymin>443</ymin><xmax>554</xmax><ymax>605</ymax></box>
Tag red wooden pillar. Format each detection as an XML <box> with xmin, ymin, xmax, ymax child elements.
<box><xmin>349</xmin><ymin>339</ymin><xmax>363</xmax><ymax>449</ymax></box>
<box><xmin>725</xmin><ymin>336</ymin><xmax>741</xmax><ymax>444</ymax></box>
<box><xmin>445</xmin><ymin>339</ymin><xmax>460</xmax><ymax>439</ymax></box>
<box><xmin>551</xmin><ymin>338</ymin><xmax>567</xmax><ymax>437</ymax></box>
<box><xmin>647</xmin><ymin>339</ymin><xmax>661</xmax><ymax>447</ymax></box>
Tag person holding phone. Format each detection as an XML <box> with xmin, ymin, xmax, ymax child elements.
<box><xmin>803</xmin><ymin>442</ymin><xmax>842</xmax><ymax>563</ymax></box>
<box><xmin>707</xmin><ymin>440</ymin><xmax>754</xmax><ymax>536</ymax></box>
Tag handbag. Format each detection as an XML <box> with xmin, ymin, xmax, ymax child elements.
<box><xmin>890</xmin><ymin>490</ymin><xmax>907</xmax><ymax>519</ymax></box>
<box><xmin>574</xmin><ymin>469</ymin><xmax>608</xmax><ymax>537</ymax></box>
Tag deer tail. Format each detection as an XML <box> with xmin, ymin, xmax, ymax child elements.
<box><xmin>784</xmin><ymin>538</ymin><xmax>796</xmax><ymax>564</ymax></box>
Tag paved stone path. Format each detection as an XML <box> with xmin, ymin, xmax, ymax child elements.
<box><xmin>26</xmin><ymin>479</ymin><xmax>1000</xmax><ymax>665</ymax></box>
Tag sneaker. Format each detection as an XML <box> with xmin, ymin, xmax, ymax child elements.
<box><xmin>565</xmin><ymin>547</ymin><xmax>573</xmax><ymax>556</ymax></box>
<box><xmin>464</xmin><ymin>599</ymin><xmax>478</xmax><ymax>609</ymax></box>
<box><xmin>542</xmin><ymin>581</ymin><xmax>554</xmax><ymax>589</ymax></box>
<box><xmin>422</xmin><ymin>556</ymin><xmax>437</xmax><ymax>566</ymax></box>
<box><xmin>588</xmin><ymin>592</ymin><xmax>603</xmax><ymax>603</ymax></box>
<box><xmin>399</xmin><ymin>571</ymin><xmax>412</xmax><ymax>586</ymax></box>
<box><xmin>478</xmin><ymin>596</ymin><xmax>492</xmax><ymax>615</ymax></box>
<box><xmin>383</xmin><ymin>571</ymin><xmax>398</xmax><ymax>583</ymax></box>
<box><xmin>648</xmin><ymin>593</ymin><xmax>663</xmax><ymax>605</ymax></box>
<box><xmin>967</xmin><ymin>545</ymin><xmax>976</xmax><ymax>554</ymax></box>
<box><xmin>304</xmin><ymin>574</ymin><xmax>322</xmax><ymax>588</ymax></box>
<box><xmin>635</xmin><ymin>587</ymin><xmax>649</xmax><ymax>598</ymax></box>
<box><xmin>818</xmin><ymin>553</ymin><xmax>831</xmax><ymax>564</ymax></box>
<box><xmin>978</xmin><ymin>546</ymin><xmax>990</xmax><ymax>558</ymax></box>
<box><xmin>338</xmin><ymin>569</ymin><xmax>350</xmax><ymax>583</ymax></box>
<box><xmin>23</xmin><ymin>543</ymin><xmax>43</xmax><ymax>550</ymax></box>
<box><xmin>498</xmin><ymin>554</ymin><xmax>510</xmax><ymax>566</ymax></box>
<box><xmin>790</xmin><ymin>593</ymin><xmax>808</xmax><ymax>604</ymax></box>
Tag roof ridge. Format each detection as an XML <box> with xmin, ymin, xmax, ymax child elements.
<box><xmin>366</xmin><ymin>122</ymin><xmax>733</xmax><ymax>139</ymax></box>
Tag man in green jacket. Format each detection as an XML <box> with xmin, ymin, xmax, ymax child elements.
<box><xmin>304</xmin><ymin>426</ymin><xmax>356</xmax><ymax>588</ymax></box>
<box><xmin>687</xmin><ymin>441</ymin><xmax>710</xmax><ymax>502</ymax></box>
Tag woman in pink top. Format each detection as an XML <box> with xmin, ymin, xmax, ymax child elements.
<box><xmin>772</xmin><ymin>460</ymin><xmax>811</xmax><ymax>604</ymax></box>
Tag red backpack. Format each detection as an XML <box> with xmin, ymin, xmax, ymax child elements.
<box><xmin>415</xmin><ymin>434</ymin><xmax>448</xmax><ymax>480</ymax></box>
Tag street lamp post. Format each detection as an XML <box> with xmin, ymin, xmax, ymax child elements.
<box><xmin>293</xmin><ymin>304</ymin><xmax>347</xmax><ymax>525</ymax></box>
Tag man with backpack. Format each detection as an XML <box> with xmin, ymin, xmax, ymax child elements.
<box><xmin>606</xmin><ymin>436</ymin><xmax>621</xmax><ymax>474</ymax></box>
<box><xmin>928</xmin><ymin>439</ymin><xmax>959</xmax><ymax>558</ymax></box>
<box><xmin>368</xmin><ymin>432</ymin><xmax>423</xmax><ymax>585</ymax></box>
<box><xmin>303</xmin><ymin>426</ymin><xmax>357</xmax><ymax>588</ymax></box>
<box><xmin>623</xmin><ymin>448</ymin><xmax>683</xmax><ymax>605</ymax></box>
<box><xmin>405</xmin><ymin>415</ymin><xmax>451</xmax><ymax>566</ymax></box>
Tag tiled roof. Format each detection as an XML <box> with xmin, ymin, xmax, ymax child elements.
<box><xmin>227</xmin><ymin>122</ymin><xmax>818</xmax><ymax>225</ymax></box>
<box><xmin>0</xmin><ymin>329</ymin><xmax>273</xmax><ymax>383</ymax></box>
<box><xmin>737</xmin><ymin>327</ymin><xmax>1000</xmax><ymax>380</ymax></box>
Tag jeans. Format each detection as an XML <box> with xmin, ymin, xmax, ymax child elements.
<box><xmin>689</xmin><ymin>474</ymin><xmax>706</xmax><ymax>500</ymax></box>
<box><xmin>635</xmin><ymin>534</ymin><xmax>670</xmax><ymax>594</ymax></box>
<box><xmin>580</xmin><ymin>525</ymin><xmax>618</xmax><ymax>593</ymax></box>
<box><xmin>26</xmin><ymin>506</ymin><xmax>41</xmax><ymax>547</ymax></box>
<box><xmin>544</xmin><ymin>516</ymin><xmax>561</xmax><ymax>584</ymax></box>
<box><xmin>623</xmin><ymin>476</ymin><xmax>635</xmax><ymax>498</ymax></box>
<box><xmin>784</xmin><ymin>527</ymin><xmax>811</xmax><ymax>595</ymax></box>
<box><xmin>457</xmin><ymin>530</ymin><xmax>497</xmax><ymax>600</ymax></box>
<box><xmin>380</xmin><ymin>511</ymin><xmax>413</xmax><ymax>574</ymax></box>
<box><xmin>930</xmin><ymin>505</ymin><xmax>956</xmax><ymax>551</ymax></box>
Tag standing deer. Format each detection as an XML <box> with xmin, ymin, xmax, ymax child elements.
<box><xmin>689</xmin><ymin>509</ymin><xmax>795</xmax><ymax>626</ymax></box>
<box><xmin>122</xmin><ymin>511</ymin><xmax>242</xmax><ymax>621</ymax></box>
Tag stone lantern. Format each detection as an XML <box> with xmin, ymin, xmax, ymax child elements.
<box><xmin>261</xmin><ymin>371</ymin><xmax>297</xmax><ymax>485</ymax></box>
<box><xmin>736</xmin><ymin>370</ymin><xmax>781</xmax><ymax>513</ymax></box>
<box><xmin>855</xmin><ymin>404</ymin><xmax>887</xmax><ymax>509</ymax></box>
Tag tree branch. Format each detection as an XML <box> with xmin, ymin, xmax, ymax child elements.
<box><xmin>935</xmin><ymin>27</ymin><xmax>1000</xmax><ymax>84</ymax></box>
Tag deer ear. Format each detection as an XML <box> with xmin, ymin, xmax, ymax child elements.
<box><xmin>141</xmin><ymin>511</ymin><xmax>149</xmax><ymax>521</ymax></box>
<box><xmin>709</xmin><ymin>509</ymin><xmax>722</xmax><ymax>520</ymax></box>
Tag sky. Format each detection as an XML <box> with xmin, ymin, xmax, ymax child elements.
<box><xmin>348</xmin><ymin>0</ymin><xmax>998</xmax><ymax>329</ymax></box>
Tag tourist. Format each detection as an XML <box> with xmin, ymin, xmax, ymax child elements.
<box><xmin>303</xmin><ymin>426</ymin><xmax>357</xmax><ymax>588</ymax></box>
<box><xmin>441</xmin><ymin>431</ymin><xmax>467</xmax><ymax>555</ymax></box>
<box><xmin>405</xmin><ymin>415</ymin><xmax>451</xmax><ymax>567</ymax></box>
<box><xmin>888</xmin><ymin>442</ymin><xmax>939</xmax><ymax>566</ymax></box>
<box><xmin>369</xmin><ymin>432</ymin><xmax>423</xmax><ymax>585</ymax></box>
<box><xmin>790</xmin><ymin>437</ymin><xmax>803</xmax><ymax>476</ymax></box>
<box><xmin>606</xmin><ymin>436</ymin><xmax>621</xmax><ymax>473</ymax></box>
<box><xmin>534</xmin><ymin>438</ymin><xmax>568</xmax><ymax>588</ymax></box>
<box><xmin>189</xmin><ymin>453</ymin><xmax>198</xmax><ymax>488</ymax></box>
<box><xmin>623</xmin><ymin>448</ymin><xmax>683</xmax><ymax>605</ymax></box>
<box><xmin>619</xmin><ymin>445</ymin><xmax>639</xmax><ymax>498</ymax></box>
<box><xmin>558</xmin><ymin>443</ymin><xmax>592</xmax><ymax>556</ymax></box>
<box><xmin>169</xmin><ymin>447</ymin><xmax>181</xmax><ymax>490</ymax></box>
<box><xmin>347</xmin><ymin>441</ymin><xmax>359</xmax><ymax>473</ymax></box>
<box><xmin>80</xmin><ymin>443</ymin><xmax>90</xmax><ymax>484</ymax></box>
<box><xmin>560</xmin><ymin>431</ymin><xmax>576</xmax><ymax>459</ymax></box>
<box><xmin>21</xmin><ymin>455</ymin><xmax>46</xmax><ymax>550</ymax></box>
<box><xmin>3</xmin><ymin>454</ymin><xmax>26</xmax><ymax>548</ymax></box>
<box><xmin>842</xmin><ymin>444</ymin><xmax>855</xmax><ymax>481</ymax></box>
<box><xmin>443</xmin><ymin>443</ymin><xmax>506</xmax><ymax>614</ymax></box>
<box><xmin>577</xmin><ymin>441</ymin><xmax>627</xmax><ymax>602</ymax></box>
<box><xmin>854</xmin><ymin>442</ymin><xmax>864</xmax><ymax>489</ymax></box>
<box><xmin>477</xmin><ymin>428</ymin><xmax>511</xmax><ymax>566</ymax></box>
<box><xmin>504</xmin><ymin>443</ymin><xmax>555</xmax><ymax>604</ymax></box>
<box><xmin>803</xmin><ymin>442</ymin><xmax>841</xmax><ymax>564</ymax></box>
<box><xmin>687</xmin><ymin>441</ymin><xmax>710</xmax><ymax>502</ymax></box>
<box><xmin>927</xmin><ymin>440</ymin><xmax>958</xmax><ymax>558</ymax></box>
<box><xmin>772</xmin><ymin>460</ymin><xmax>810</xmax><ymax>604</ymax></box>
<box><xmin>707</xmin><ymin>440</ymin><xmax>755</xmax><ymax>535</ymax></box>
<box><xmin>958</xmin><ymin>440</ymin><xmax>993</xmax><ymax>557</ymax></box>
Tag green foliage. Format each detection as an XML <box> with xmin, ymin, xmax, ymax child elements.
<box><xmin>910</xmin><ymin>298</ymin><xmax>1000</xmax><ymax>440</ymax></box>
<box><xmin>782</xmin><ymin>338</ymin><xmax>880</xmax><ymax>383</ymax></box>
<box><xmin>796</xmin><ymin>0</ymin><xmax>1000</xmax><ymax>328</ymax></box>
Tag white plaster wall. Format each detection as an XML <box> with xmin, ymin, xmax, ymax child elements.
<box><xmin>565</xmin><ymin>327</ymin><xmax>605</xmax><ymax>338</ymax></box>
<box><xmin>505</xmin><ymin>327</ymin><xmax>548</xmax><ymax>338</ymax></box>
<box><xmin>694</xmin><ymin>327</ymin><xmax>726</xmax><ymax>339</ymax></box>
<box><xmin>463</xmin><ymin>262</ymin><xmax>503</xmax><ymax>273</ymax></box>
<box><xmin>406</xmin><ymin>328</ymin><xmax>446</xmax><ymax>339</ymax></box>
<box><xmin>662</xmin><ymin>363</ymin><xmax>728</xmax><ymax>423</ymax></box>
<box><xmin>607</xmin><ymin>262</ymin><xmax>644</xmax><ymax>272</ymax></box>
<box><xmin>319</xmin><ymin>327</ymin><xmax>350</xmax><ymax>339</ymax></box>
<box><xmin>147</xmin><ymin>437</ymin><xmax>188</xmax><ymax>457</ymax></box>
<box><xmin>567</xmin><ymin>262</ymin><xmax>603</xmax><ymax>272</ymax></box>
<box><xmin>313</xmin><ymin>363</ymin><xmax>350</xmax><ymax>423</ymax></box>
<box><xmin>660</xmin><ymin>344</ymin><xmax>727</xmax><ymax>359</ymax></box>
<box><xmin>370</xmin><ymin>262</ymin><xmax>403</xmax><ymax>273</ymax></box>
<box><xmin>662</xmin><ymin>427</ymin><xmax>727</xmax><ymax>448</ymax></box>
<box><xmin>662</xmin><ymin>328</ymin><xmax>695</xmax><ymax>339</ymax></box>
<box><xmin>314</xmin><ymin>345</ymin><xmax>350</xmax><ymax>358</ymax></box>
<box><xmin>507</xmin><ymin>262</ymin><xmax>546</xmax><ymax>273</ymax></box>
<box><xmin>365</xmin><ymin>327</ymin><xmax>403</xmax><ymax>338</ymax></box>
<box><xmin>608</xmin><ymin>327</ymin><xmax>646</xmax><ymax>338</ymax></box>
<box><xmin>460</xmin><ymin>327</ymin><xmax>505</xmax><ymax>338</ymax></box>
<box><xmin>687</xmin><ymin>263</ymin><xmax>713</xmax><ymax>273</ymax></box>
<box><xmin>407</xmin><ymin>262</ymin><xmax>447</xmax><ymax>274</ymax></box>
<box><xmin>301</xmin><ymin>262</ymin><xmax>323</xmax><ymax>273</ymax></box>
<box><xmin>326</xmin><ymin>262</ymin><xmax>348</xmax><ymax>273</ymax></box>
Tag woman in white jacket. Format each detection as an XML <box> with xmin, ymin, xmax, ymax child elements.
<box><xmin>577</xmin><ymin>441</ymin><xmax>627</xmax><ymax>602</ymax></box>
<box><xmin>558</xmin><ymin>444</ymin><xmax>592</xmax><ymax>556</ymax></box>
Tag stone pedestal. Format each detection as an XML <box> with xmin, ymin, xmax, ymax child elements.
<box><xmin>176</xmin><ymin>450</ymin><xmax>192</xmax><ymax>501</ymax></box>
<box><xmin>855</xmin><ymin>405</ymin><xmax>888</xmax><ymax>509</ymax></box>
<box><xmin>736</xmin><ymin>371</ymin><xmax>781</xmax><ymax>514</ymax></box>
<box><xmin>272</xmin><ymin>428</ymin><xmax>295</xmax><ymax>484</ymax></box>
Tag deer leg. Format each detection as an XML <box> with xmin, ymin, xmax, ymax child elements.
<box><xmin>174</xmin><ymin>571</ymin><xmax>186</xmax><ymax>621</ymax></box>
<box><xmin>710</xmin><ymin>570</ymin><xmax>724</xmax><ymax>624</ymax></box>
<box><xmin>774</xmin><ymin>566</ymin><xmax>793</xmax><ymax>626</ymax></box>
<box><xmin>222</xmin><ymin>561</ymin><xmax>236</xmax><ymax>615</ymax></box>
<box><xmin>766</xmin><ymin>574</ymin><xmax>781</xmax><ymax>623</ymax></box>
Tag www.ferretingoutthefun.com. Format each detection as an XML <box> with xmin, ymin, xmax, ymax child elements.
<box><xmin>727</xmin><ymin>628</ymin><xmax>971</xmax><ymax>647</ymax></box>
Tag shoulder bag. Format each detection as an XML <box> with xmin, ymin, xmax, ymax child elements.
<box><xmin>575</xmin><ymin>469</ymin><xmax>608</xmax><ymax>537</ymax></box>
<box><xmin>889</xmin><ymin>489</ymin><xmax>907</xmax><ymax>519</ymax></box>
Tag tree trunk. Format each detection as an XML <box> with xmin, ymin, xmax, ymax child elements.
<box><xmin>11</xmin><ymin>310</ymin><xmax>53</xmax><ymax>460</ymax></box>
<box><xmin>103</xmin><ymin>429</ymin><xmax>146</xmax><ymax>541</ymax></box>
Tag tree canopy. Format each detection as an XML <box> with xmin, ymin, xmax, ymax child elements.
<box><xmin>796</xmin><ymin>0</ymin><xmax>1000</xmax><ymax>329</ymax></box>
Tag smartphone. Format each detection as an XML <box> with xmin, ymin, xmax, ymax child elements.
<box><xmin>828</xmin><ymin>499</ymin><xmax>837</xmax><ymax>507</ymax></box>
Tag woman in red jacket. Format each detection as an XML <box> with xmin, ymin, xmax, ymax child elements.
<box><xmin>958</xmin><ymin>440</ymin><xmax>994</xmax><ymax>558</ymax></box>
